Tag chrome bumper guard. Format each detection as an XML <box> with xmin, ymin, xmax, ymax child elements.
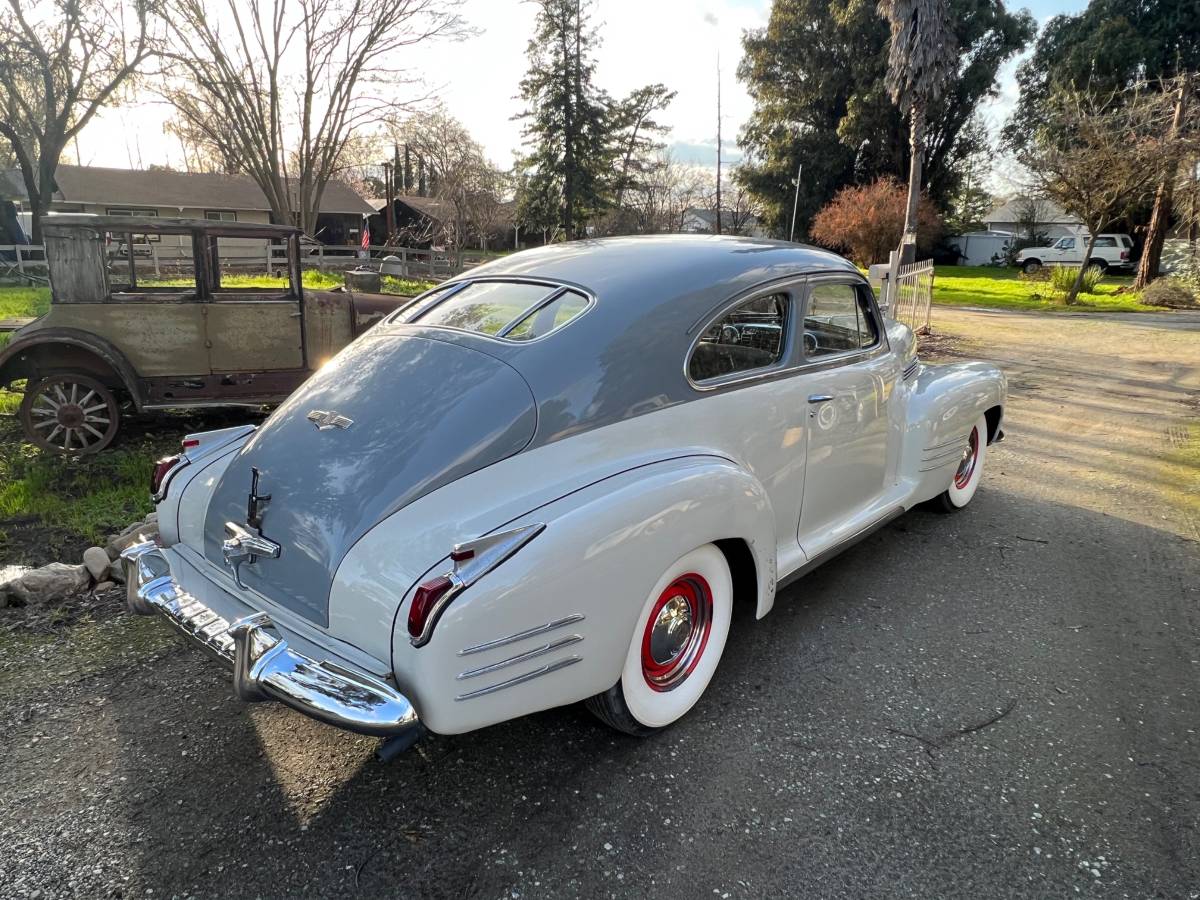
<box><xmin>120</xmin><ymin>542</ymin><xmax>421</xmax><ymax>740</ymax></box>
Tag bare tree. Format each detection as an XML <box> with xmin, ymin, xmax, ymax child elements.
<box><xmin>161</xmin><ymin>0</ymin><xmax>462</xmax><ymax>235</ymax></box>
<box><xmin>1135</xmin><ymin>74</ymin><xmax>1197</xmax><ymax>289</ymax></box>
<box><xmin>1020</xmin><ymin>86</ymin><xmax>1178</xmax><ymax>304</ymax></box>
<box><xmin>0</xmin><ymin>0</ymin><xmax>156</xmax><ymax>242</ymax></box>
<box><xmin>388</xmin><ymin>108</ymin><xmax>503</xmax><ymax>258</ymax></box>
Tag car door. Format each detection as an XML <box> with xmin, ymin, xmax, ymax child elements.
<box><xmin>203</xmin><ymin>235</ymin><xmax>305</xmax><ymax>373</ymax></box>
<box><xmin>796</xmin><ymin>279</ymin><xmax>895</xmax><ymax>555</ymax></box>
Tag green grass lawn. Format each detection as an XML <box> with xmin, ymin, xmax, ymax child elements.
<box><xmin>933</xmin><ymin>265</ymin><xmax>1161</xmax><ymax>312</ymax></box>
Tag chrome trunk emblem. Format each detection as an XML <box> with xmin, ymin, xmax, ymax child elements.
<box><xmin>307</xmin><ymin>409</ymin><xmax>353</xmax><ymax>430</ymax></box>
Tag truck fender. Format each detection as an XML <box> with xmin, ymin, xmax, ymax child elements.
<box><xmin>0</xmin><ymin>327</ymin><xmax>143</xmax><ymax>408</ymax></box>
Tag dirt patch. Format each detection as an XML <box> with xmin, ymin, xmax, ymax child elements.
<box><xmin>0</xmin><ymin>515</ymin><xmax>92</xmax><ymax>568</ymax></box>
<box><xmin>0</xmin><ymin>582</ymin><xmax>127</xmax><ymax>634</ymax></box>
<box><xmin>917</xmin><ymin>327</ymin><xmax>976</xmax><ymax>361</ymax></box>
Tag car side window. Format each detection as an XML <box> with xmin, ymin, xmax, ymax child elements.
<box><xmin>1094</xmin><ymin>237</ymin><xmax>1116</xmax><ymax>248</ymax></box>
<box><xmin>1061</xmin><ymin>238</ymin><xmax>1075</xmax><ymax>250</ymax></box>
<box><xmin>689</xmin><ymin>293</ymin><xmax>788</xmax><ymax>382</ymax></box>
<box><xmin>804</xmin><ymin>283</ymin><xmax>876</xmax><ymax>358</ymax></box>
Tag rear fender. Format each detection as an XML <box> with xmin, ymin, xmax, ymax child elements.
<box><xmin>902</xmin><ymin>361</ymin><xmax>1006</xmax><ymax>504</ymax></box>
<box><xmin>397</xmin><ymin>455</ymin><xmax>774</xmax><ymax>734</ymax></box>
<box><xmin>0</xmin><ymin>327</ymin><xmax>142</xmax><ymax>407</ymax></box>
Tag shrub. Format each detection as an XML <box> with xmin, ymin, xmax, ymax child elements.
<box><xmin>1140</xmin><ymin>277</ymin><xmax>1198</xmax><ymax>308</ymax></box>
<box><xmin>809</xmin><ymin>177</ymin><xmax>943</xmax><ymax>267</ymax></box>
<box><xmin>1048</xmin><ymin>264</ymin><xmax>1103</xmax><ymax>297</ymax></box>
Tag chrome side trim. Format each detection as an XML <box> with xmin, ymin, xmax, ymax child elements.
<box><xmin>921</xmin><ymin>444</ymin><xmax>969</xmax><ymax>464</ymax></box>
<box><xmin>924</xmin><ymin>431</ymin><xmax>971</xmax><ymax>453</ymax></box>
<box><xmin>902</xmin><ymin>358</ymin><xmax>919</xmax><ymax>380</ymax></box>
<box><xmin>458</xmin><ymin>614</ymin><xmax>586</xmax><ymax>656</ymax></box>
<box><xmin>456</xmin><ymin>635</ymin><xmax>583</xmax><ymax>680</ymax></box>
<box><xmin>784</xmin><ymin>506</ymin><xmax>906</xmax><ymax>591</ymax></box>
<box><xmin>455</xmin><ymin>656</ymin><xmax>582</xmax><ymax>701</ymax></box>
<box><xmin>120</xmin><ymin>544</ymin><xmax>421</xmax><ymax>740</ymax></box>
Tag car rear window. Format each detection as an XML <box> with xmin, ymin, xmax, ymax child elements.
<box><xmin>411</xmin><ymin>280</ymin><xmax>588</xmax><ymax>340</ymax></box>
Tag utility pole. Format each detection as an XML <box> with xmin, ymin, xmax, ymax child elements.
<box><xmin>382</xmin><ymin>161</ymin><xmax>395</xmax><ymax>240</ymax></box>
<box><xmin>789</xmin><ymin>161</ymin><xmax>803</xmax><ymax>242</ymax></box>
<box><xmin>715</xmin><ymin>48</ymin><xmax>722</xmax><ymax>236</ymax></box>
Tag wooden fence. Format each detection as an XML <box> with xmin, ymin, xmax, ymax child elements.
<box><xmin>1</xmin><ymin>243</ymin><xmax>489</xmax><ymax>284</ymax></box>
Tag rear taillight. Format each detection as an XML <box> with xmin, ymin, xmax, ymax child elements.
<box><xmin>407</xmin><ymin>523</ymin><xmax>546</xmax><ymax>647</ymax></box>
<box><xmin>1120</xmin><ymin>250</ymin><xmax>1129</xmax><ymax>260</ymax></box>
<box><xmin>150</xmin><ymin>454</ymin><xmax>182</xmax><ymax>498</ymax></box>
<box><xmin>407</xmin><ymin>575</ymin><xmax>457</xmax><ymax>642</ymax></box>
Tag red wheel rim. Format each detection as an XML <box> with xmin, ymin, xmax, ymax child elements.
<box><xmin>641</xmin><ymin>573</ymin><xmax>713</xmax><ymax>692</ymax></box>
<box><xmin>954</xmin><ymin>426</ymin><xmax>980</xmax><ymax>490</ymax></box>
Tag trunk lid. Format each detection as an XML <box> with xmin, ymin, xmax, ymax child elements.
<box><xmin>199</xmin><ymin>332</ymin><xmax>536</xmax><ymax>627</ymax></box>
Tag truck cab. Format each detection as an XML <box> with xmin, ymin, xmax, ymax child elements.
<box><xmin>0</xmin><ymin>215</ymin><xmax>411</xmax><ymax>453</ymax></box>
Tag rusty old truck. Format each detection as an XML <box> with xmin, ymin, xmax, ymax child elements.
<box><xmin>0</xmin><ymin>215</ymin><xmax>412</xmax><ymax>453</ymax></box>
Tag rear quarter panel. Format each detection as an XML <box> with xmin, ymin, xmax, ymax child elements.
<box><xmin>378</xmin><ymin>456</ymin><xmax>775</xmax><ymax>735</ymax></box>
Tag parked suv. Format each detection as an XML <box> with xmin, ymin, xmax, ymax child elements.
<box><xmin>1015</xmin><ymin>234</ymin><xmax>1134</xmax><ymax>274</ymax></box>
<box><xmin>0</xmin><ymin>215</ymin><xmax>410</xmax><ymax>453</ymax></box>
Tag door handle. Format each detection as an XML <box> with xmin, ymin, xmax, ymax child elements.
<box><xmin>808</xmin><ymin>394</ymin><xmax>834</xmax><ymax>404</ymax></box>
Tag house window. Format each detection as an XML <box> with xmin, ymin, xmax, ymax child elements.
<box><xmin>205</xmin><ymin>210</ymin><xmax>238</xmax><ymax>222</ymax></box>
<box><xmin>106</xmin><ymin>207</ymin><xmax>159</xmax><ymax>218</ymax></box>
<box><xmin>105</xmin><ymin>207</ymin><xmax>160</xmax><ymax>240</ymax></box>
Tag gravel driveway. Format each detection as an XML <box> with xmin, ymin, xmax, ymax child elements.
<box><xmin>2</xmin><ymin>307</ymin><xmax>1198</xmax><ymax>899</ymax></box>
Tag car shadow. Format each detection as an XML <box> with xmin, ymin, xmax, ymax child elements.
<box><xmin>11</xmin><ymin>485</ymin><xmax>1197</xmax><ymax>897</ymax></box>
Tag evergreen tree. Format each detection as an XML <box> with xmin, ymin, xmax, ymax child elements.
<box><xmin>516</xmin><ymin>0</ymin><xmax>612</xmax><ymax>240</ymax></box>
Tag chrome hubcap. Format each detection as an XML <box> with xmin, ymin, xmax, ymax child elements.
<box><xmin>641</xmin><ymin>574</ymin><xmax>714</xmax><ymax>692</ymax></box>
<box><xmin>954</xmin><ymin>427</ymin><xmax>980</xmax><ymax>490</ymax></box>
<box><xmin>649</xmin><ymin>594</ymin><xmax>693</xmax><ymax>667</ymax></box>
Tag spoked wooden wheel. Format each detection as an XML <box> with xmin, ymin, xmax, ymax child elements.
<box><xmin>20</xmin><ymin>374</ymin><xmax>120</xmax><ymax>454</ymax></box>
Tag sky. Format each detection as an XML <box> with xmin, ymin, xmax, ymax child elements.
<box><xmin>77</xmin><ymin>0</ymin><xmax>1092</xmax><ymax>177</ymax></box>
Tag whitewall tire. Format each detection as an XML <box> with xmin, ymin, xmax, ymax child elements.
<box><xmin>585</xmin><ymin>544</ymin><xmax>733</xmax><ymax>735</ymax></box>
<box><xmin>935</xmin><ymin>414</ymin><xmax>988</xmax><ymax>512</ymax></box>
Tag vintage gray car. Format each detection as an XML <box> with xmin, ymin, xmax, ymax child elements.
<box><xmin>0</xmin><ymin>215</ymin><xmax>407</xmax><ymax>453</ymax></box>
<box><xmin>124</xmin><ymin>235</ymin><xmax>1006</xmax><ymax>759</ymax></box>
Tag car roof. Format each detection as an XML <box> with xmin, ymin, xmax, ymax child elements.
<box><xmin>459</xmin><ymin>234</ymin><xmax>858</xmax><ymax>311</ymax></box>
<box><xmin>386</xmin><ymin>234</ymin><xmax>865</xmax><ymax>448</ymax></box>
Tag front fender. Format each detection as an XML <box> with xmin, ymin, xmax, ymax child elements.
<box><xmin>902</xmin><ymin>361</ymin><xmax>1006</xmax><ymax>504</ymax></box>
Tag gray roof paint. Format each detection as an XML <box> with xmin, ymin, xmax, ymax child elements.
<box><xmin>389</xmin><ymin>235</ymin><xmax>862</xmax><ymax>445</ymax></box>
<box><xmin>202</xmin><ymin>335</ymin><xmax>537</xmax><ymax>626</ymax></box>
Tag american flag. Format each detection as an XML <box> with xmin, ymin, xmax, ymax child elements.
<box><xmin>360</xmin><ymin>218</ymin><xmax>370</xmax><ymax>250</ymax></box>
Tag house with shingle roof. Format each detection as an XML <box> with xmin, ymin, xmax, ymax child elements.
<box><xmin>1</xmin><ymin>164</ymin><xmax>374</xmax><ymax>247</ymax></box>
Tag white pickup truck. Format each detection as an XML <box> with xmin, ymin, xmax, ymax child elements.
<box><xmin>1015</xmin><ymin>234</ymin><xmax>1134</xmax><ymax>274</ymax></box>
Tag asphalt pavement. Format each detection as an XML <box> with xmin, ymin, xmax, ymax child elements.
<box><xmin>1</xmin><ymin>307</ymin><xmax>1197</xmax><ymax>899</ymax></box>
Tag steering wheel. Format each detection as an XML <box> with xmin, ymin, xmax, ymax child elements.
<box><xmin>803</xmin><ymin>332</ymin><xmax>819</xmax><ymax>356</ymax></box>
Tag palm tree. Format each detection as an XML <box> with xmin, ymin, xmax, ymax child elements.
<box><xmin>878</xmin><ymin>0</ymin><xmax>957</xmax><ymax>263</ymax></box>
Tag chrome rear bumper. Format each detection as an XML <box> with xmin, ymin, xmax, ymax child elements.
<box><xmin>121</xmin><ymin>542</ymin><xmax>422</xmax><ymax>740</ymax></box>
